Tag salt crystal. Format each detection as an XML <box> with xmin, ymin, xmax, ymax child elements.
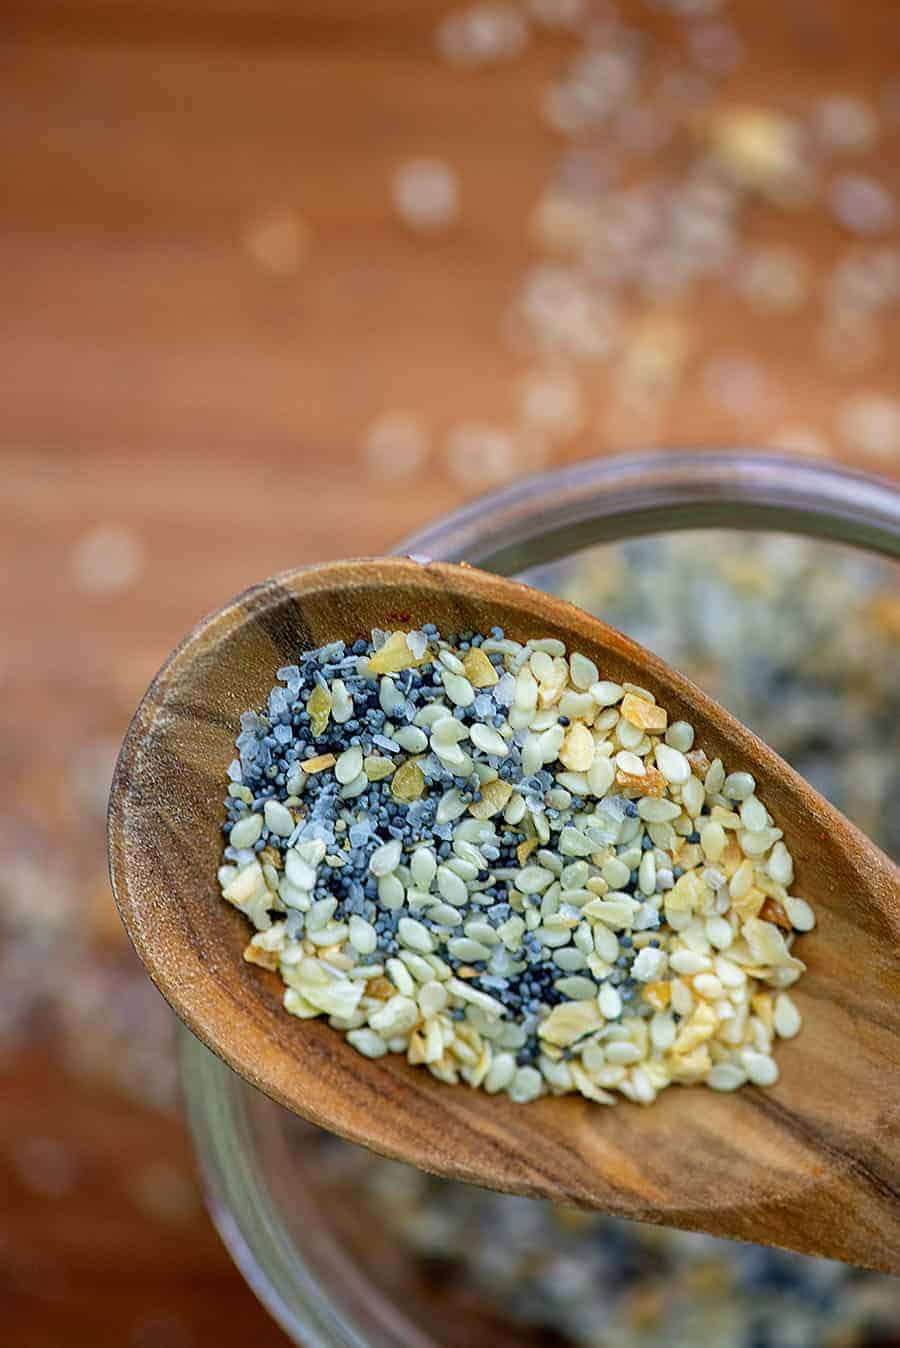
<box><xmin>527</xmin><ymin>0</ymin><xmax>585</xmax><ymax>27</ymax></box>
<box><xmin>373</xmin><ymin>734</ymin><xmax>401</xmax><ymax>753</ymax></box>
<box><xmin>243</xmin><ymin>206</ymin><xmax>310</xmax><ymax>275</ymax></box>
<box><xmin>443</xmin><ymin>423</ymin><xmax>518</xmax><ymax>488</ymax></box>
<box><xmin>738</xmin><ymin>247</ymin><xmax>808</xmax><ymax>313</ymax></box>
<box><xmin>494</xmin><ymin>673</ymin><xmax>516</xmax><ymax>706</ymax></box>
<box><xmin>827</xmin><ymin>246</ymin><xmax>900</xmax><ymax>314</ymax></box>
<box><xmin>688</xmin><ymin>22</ymin><xmax>743</xmax><ymax>76</ymax></box>
<box><xmin>702</xmin><ymin>354</ymin><xmax>775</xmax><ymax>422</ymax></box>
<box><xmin>814</xmin><ymin>95</ymin><xmax>878</xmax><ymax>153</ymax></box>
<box><xmin>437</xmin><ymin>4</ymin><xmax>529</xmax><ymax>68</ymax></box>
<box><xmin>518</xmin><ymin>370</ymin><xmax>585</xmax><ymax>438</ymax></box>
<box><xmin>392</xmin><ymin>159</ymin><xmax>460</xmax><ymax>232</ymax></box>
<box><xmin>363</xmin><ymin>412</ymin><xmax>430</xmax><ymax>482</ymax></box>
<box><xmin>769</xmin><ymin>428</ymin><xmax>832</xmax><ymax>458</ymax></box>
<box><xmin>837</xmin><ymin>394</ymin><xmax>900</xmax><ymax>457</ymax></box>
<box><xmin>829</xmin><ymin>174</ymin><xmax>895</xmax><ymax>236</ymax></box>
<box><xmin>406</xmin><ymin>630</ymin><xmax>428</xmax><ymax>660</ymax></box>
<box><xmin>70</xmin><ymin>524</ymin><xmax>144</xmax><ymax>596</ymax></box>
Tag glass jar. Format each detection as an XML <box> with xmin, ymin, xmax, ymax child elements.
<box><xmin>180</xmin><ymin>452</ymin><xmax>900</xmax><ymax>1348</ymax></box>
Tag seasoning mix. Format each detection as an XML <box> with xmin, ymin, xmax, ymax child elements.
<box><xmin>220</xmin><ymin>609</ymin><xmax>813</xmax><ymax>1105</ymax></box>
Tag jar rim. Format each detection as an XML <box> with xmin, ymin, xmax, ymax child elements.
<box><xmin>398</xmin><ymin>450</ymin><xmax>900</xmax><ymax>574</ymax></box>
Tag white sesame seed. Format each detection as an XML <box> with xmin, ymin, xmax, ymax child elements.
<box><xmin>569</xmin><ymin>652</ymin><xmax>599</xmax><ymax>689</ymax></box>
<box><xmin>700</xmin><ymin>821</ymin><xmax>727</xmax><ymax>862</ymax></box>
<box><xmin>707</xmin><ymin>1062</ymin><xmax>747</xmax><ymax>1092</ymax></box>
<box><xmin>706</xmin><ymin>915</ymin><xmax>734</xmax><ymax>950</ymax></box>
<box><xmin>723</xmin><ymin>770</ymin><xmax>755</xmax><ymax>800</ymax></box>
<box><xmin>230</xmin><ymin>813</ymin><xmax>263</xmax><ymax>850</ymax></box>
<box><xmin>605</xmin><ymin>1041</ymin><xmax>641</xmax><ymax>1066</ymax></box>
<box><xmin>307</xmin><ymin>897</ymin><xmax>338</xmax><ymax>932</ymax></box>
<box><xmin>739</xmin><ymin>827</ymin><xmax>781</xmax><ymax>857</ymax></box>
<box><xmin>740</xmin><ymin>795</ymin><xmax>768</xmax><ymax>832</ymax></box>
<box><xmin>514</xmin><ymin>865</ymin><xmax>556</xmax><ymax>894</ymax></box>
<box><xmin>669</xmin><ymin>949</ymin><xmax>711</xmax><ymax>975</ymax></box>
<box><xmin>442</xmin><ymin>671</ymin><xmax>476</xmax><ymax>707</ymax></box>
<box><xmin>393</xmin><ymin>726</ymin><xmax>428</xmax><ymax>754</ymax></box>
<box><xmin>693</xmin><ymin>973</ymin><xmax>725</xmax><ymax>1000</ymax></box>
<box><xmin>346</xmin><ymin>1028</ymin><xmax>388</xmax><ymax>1059</ymax></box>
<box><xmin>682</xmin><ymin>776</ymin><xmax>705</xmax><ymax>819</ymax></box>
<box><xmin>655</xmin><ymin>744</ymin><xmax>691</xmax><ymax>784</ymax></box>
<box><xmin>334</xmin><ymin>746</ymin><xmax>364</xmax><ymax>785</ymax></box>
<box><xmin>768</xmin><ymin>841</ymin><xmax>794</xmax><ymax>887</ymax></box>
<box><xmin>377</xmin><ymin>874</ymin><xmax>405</xmax><ymax>910</ymax></box>
<box><xmin>470</xmin><ymin>723</ymin><xmax>509</xmax><ymax>757</ymax></box>
<box><xmin>638</xmin><ymin>852</ymin><xmax>656</xmax><ymax>896</ymax></box>
<box><xmin>783</xmin><ymin>896</ymin><xmax>815</xmax><ymax>931</ymax></box>
<box><xmin>385</xmin><ymin>960</ymin><xmax>415</xmax><ymax>997</ymax></box>
<box><xmin>665</xmin><ymin>720</ymin><xmax>695</xmax><ymax>752</ymax></box>
<box><xmin>348</xmin><ymin>916</ymin><xmax>377</xmax><ymax>956</ymax></box>
<box><xmin>410</xmin><ymin>847</ymin><xmax>437</xmax><ymax>889</ymax></box>
<box><xmin>590</xmin><ymin>680</ymin><xmax>625</xmax><ymax>706</ymax></box>
<box><xmin>508</xmin><ymin>1066</ymin><xmax>543</xmax><ymax>1103</ymax></box>
<box><xmin>739</xmin><ymin>1049</ymin><xmax>779</xmax><ymax>1087</ymax></box>
<box><xmin>615</xmin><ymin>750</ymin><xmax>645</xmax><ymax>776</ymax></box>
<box><xmin>586</xmin><ymin>757</ymin><xmax>615</xmax><ymax>797</ymax></box>
<box><xmin>774</xmin><ymin>992</ymin><xmax>802</xmax><ymax>1038</ymax></box>
<box><xmin>650</xmin><ymin>1011</ymin><xmax>676</xmax><ymax>1051</ymax></box>
<box><xmin>398</xmin><ymin>917</ymin><xmax>436</xmax><ymax>954</ymax></box>
<box><xmin>435</xmin><ymin>789</ymin><xmax>468</xmax><ymax>823</ymax></box>
<box><xmin>369</xmin><ymin>995</ymin><xmax>419</xmax><ymax>1037</ymax></box>
<box><xmin>637</xmin><ymin>797</ymin><xmax>680</xmax><ymax>822</ymax></box>
<box><xmin>369</xmin><ymin>839</ymin><xmax>403</xmax><ymax>877</ymax></box>
<box><xmin>436</xmin><ymin>865</ymin><xmax>468</xmax><ymax>906</ymax></box>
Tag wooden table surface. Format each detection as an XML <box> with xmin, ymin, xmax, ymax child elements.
<box><xmin>2</xmin><ymin>2</ymin><xmax>898</xmax><ymax>1345</ymax></box>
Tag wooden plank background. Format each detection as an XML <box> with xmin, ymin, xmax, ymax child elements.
<box><xmin>2</xmin><ymin>2</ymin><xmax>898</xmax><ymax>1345</ymax></box>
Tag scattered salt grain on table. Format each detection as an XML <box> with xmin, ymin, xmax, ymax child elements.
<box><xmin>392</xmin><ymin>159</ymin><xmax>460</xmax><ymax>232</ymax></box>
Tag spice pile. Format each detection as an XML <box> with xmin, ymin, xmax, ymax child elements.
<box><xmin>553</xmin><ymin>531</ymin><xmax>900</xmax><ymax>857</ymax></box>
<box><xmin>300</xmin><ymin>1124</ymin><xmax>900</xmax><ymax>1348</ymax></box>
<box><xmin>360</xmin><ymin>0</ymin><xmax>900</xmax><ymax>485</ymax></box>
<box><xmin>220</xmin><ymin>621</ymin><xmax>814</xmax><ymax>1104</ymax></box>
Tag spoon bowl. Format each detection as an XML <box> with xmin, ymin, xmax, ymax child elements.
<box><xmin>108</xmin><ymin>557</ymin><xmax>900</xmax><ymax>1271</ymax></box>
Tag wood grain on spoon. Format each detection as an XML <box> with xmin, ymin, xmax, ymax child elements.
<box><xmin>107</xmin><ymin>557</ymin><xmax>900</xmax><ymax>1272</ymax></box>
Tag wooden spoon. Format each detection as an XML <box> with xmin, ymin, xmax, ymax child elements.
<box><xmin>108</xmin><ymin>557</ymin><xmax>900</xmax><ymax>1272</ymax></box>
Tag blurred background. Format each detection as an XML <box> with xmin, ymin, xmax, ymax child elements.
<box><xmin>3</xmin><ymin>1</ymin><xmax>900</xmax><ymax>1345</ymax></box>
